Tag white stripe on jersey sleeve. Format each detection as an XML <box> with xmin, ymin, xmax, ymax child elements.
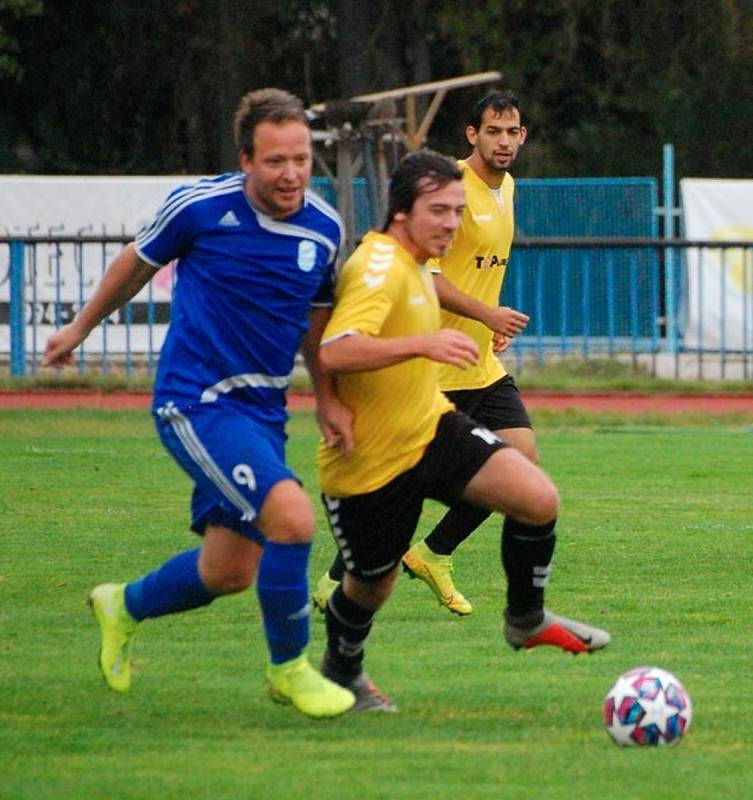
<box><xmin>320</xmin><ymin>329</ymin><xmax>359</xmax><ymax>347</ymax></box>
<box><xmin>149</xmin><ymin>174</ymin><xmax>243</xmax><ymax>223</ymax></box>
<box><xmin>136</xmin><ymin>175</ymin><xmax>245</xmax><ymax>254</ymax></box>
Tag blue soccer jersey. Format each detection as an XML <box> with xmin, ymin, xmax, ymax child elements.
<box><xmin>135</xmin><ymin>172</ymin><xmax>342</xmax><ymax>423</ymax></box>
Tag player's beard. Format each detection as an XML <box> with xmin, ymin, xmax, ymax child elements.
<box><xmin>482</xmin><ymin>149</ymin><xmax>514</xmax><ymax>177</ymax></box>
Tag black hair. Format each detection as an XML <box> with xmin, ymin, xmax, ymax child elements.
<box><xmin>382</xmin><ymin>148</ymin><xmax>463</xmax><ymax>230</ymax></box>
<box><xmin>468</xmin><ymin>89</ymin><xmax>522</xmax><ymax>131</ymax></box>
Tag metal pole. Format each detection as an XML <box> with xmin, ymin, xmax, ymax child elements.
<box><xmin>336</xmin><ymin>123</ymin><xmax>356</xmax><ymax>254</ymax></box>
<box><xmin>361</xmin><ymin>137</ymin><xmax>382</xmax><ymax>228</ymax></box>
<box><xmin>662</xmin><ymin>144</ymin><xmax>679</xmax><ymax>362</ymax></box>
<box><xmin>9</xmin><ymin>241</ymin><xmax>26</xmax><ymax>377</ymax></box>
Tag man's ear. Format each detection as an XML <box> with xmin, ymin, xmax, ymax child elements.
<box><xmin>239</xmin><ymin>149</ymin><xmax>253</xmax><ymax>174</ymax></box>
<box><xmin>465</xmin><ymin>125</ymin><xmax>478</xmax><ymax>147</ymax></box>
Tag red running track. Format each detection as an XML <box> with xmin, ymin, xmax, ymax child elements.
<box><xmin>1</xmin><ymin>390</ymin><xmax>752</xmax><ymax>415</ymax></box>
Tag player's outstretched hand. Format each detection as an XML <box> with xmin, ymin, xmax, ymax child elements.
<box><xmin>424</xmin><ymin>329</ymin><xmax>479</xmax><ymax>369</ymax></box>
<box><xmin>42</xmin><ymin>323</ymin><xmax>85</xmax><ymax>367</ymax></box>
<box><xmin>492</xmin><ymin>333</ymin><xmax>511</xmax><ymax>353</ymax></box>
<box><xmin>485</xmin><ymin>305</ymin><xmax>529</xmax><ymax>338</ymax></box>
<box><xmin>317</xmin><ymin>394</ymin><xmax>355</xmax><ymax>456</ymax></box>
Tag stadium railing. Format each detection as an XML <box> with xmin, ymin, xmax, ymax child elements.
<box><xmin>507</xmin><ymin>238</ymin><xmax>753</xmax><ymax>381</ymax></box>
<box><xmin>1</xmin><ymin>235</ymin><xmax>752</xmax><ymax>382</ymax></box>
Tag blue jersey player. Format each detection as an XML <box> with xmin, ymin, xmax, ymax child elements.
<box><xmin>43</xmin><ymin>88</ymin><xmax>356</xmax><ymax>718</ymax></box>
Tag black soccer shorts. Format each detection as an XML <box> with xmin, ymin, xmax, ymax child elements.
<box><xmin>444</xmin><ymin>374</ymin><xmax>532</xmax><ymax>432</ymax></box>
<box><xmin>321</xmin><ymin>410</ymin><xmax>507</xmax><ymax>582</ymax></box>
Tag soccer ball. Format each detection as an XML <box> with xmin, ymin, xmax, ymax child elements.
<box><xmin>603</xmin><ymin>666</ymin><xmax>692</xmax><ymax>746</ymax></box>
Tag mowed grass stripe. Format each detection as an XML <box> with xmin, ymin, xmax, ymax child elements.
<box><xmin>1</xmin><ymin>409</ymin><xmax>751</xmax><ymax>800</ymax></box>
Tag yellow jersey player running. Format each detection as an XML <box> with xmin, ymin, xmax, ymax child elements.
<box><xmin>315</xmin><ymin>90</ymin><xmax>538</xmax><ymax>616</ymax></box>
<box><xmin>316</xmin><ymin>150</ymin><xmax>609</xmax><ymax>711</ymax></box>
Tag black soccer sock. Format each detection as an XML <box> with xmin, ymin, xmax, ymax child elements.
<box><xmin>324</xmin><ymin>584</ymin><xmax>374</xmax><ymax>680</ymax></box>
<box><xmin>424</xmin><ymin>501</ymin><xmax>492</xmax><ymax>555</ymax></box>
<box><xmin>501</xmin><ymin>515</ymin><xmax>557</xmax><ymax>626</ymax></box>
<box><xmin>327</xmin><ymin>551</ymin><xmax>347</xmax><ymax>582</ymax></box>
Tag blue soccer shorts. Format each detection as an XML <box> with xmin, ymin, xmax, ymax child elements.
<box><xmin>154</xmin><ymin>400</ymin><xmax>298</xmax><ymax>544</ymax></box>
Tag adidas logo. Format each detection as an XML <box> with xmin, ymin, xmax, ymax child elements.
<box><xmin>218</xmin><ymin>210</ymin><xmax>241</xmax><ymax>227</ymax></box>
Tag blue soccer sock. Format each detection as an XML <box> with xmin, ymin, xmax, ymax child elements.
<box><xmin>124</xmin><ymin>548</ymin><xmax>216</xmax><ymax>621</ymax></box>
<box><xmin>256</xmin><ymin>541</ymin><xmax>311</xmax><ymax>665</ymax></box>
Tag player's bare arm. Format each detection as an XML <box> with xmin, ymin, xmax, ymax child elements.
<box><xmin>432</xmin><ymin>272</ymin><xmax>529</xmax><ymax>338</ymax></box>
<box><xmin>320</xmin><ymin>329</ymin><xmax>479</xmax><ymax>374</ymax></box>
<box><xmin>302</xmin><ymin>307</ymin><xmax>354</xmax><ymax>455</ymax></box>
<box><xmin>42</xmin><ymin>244</ymin><xmax>155</xmax><ymax>367</ymax></box>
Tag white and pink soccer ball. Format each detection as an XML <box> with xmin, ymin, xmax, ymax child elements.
<box><xmin>603</xmin><ymin>666</ymin><xmax>692</xmax><ymax>746</ymax></box>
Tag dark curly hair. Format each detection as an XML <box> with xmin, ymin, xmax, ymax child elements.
<box><xmin>382</xmin><ymin>149</ymin><xmax>463</xmax><ymax>230</ymax></box>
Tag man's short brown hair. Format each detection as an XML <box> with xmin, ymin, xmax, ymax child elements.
<box><xmin>233</xmin><ymin>88</ymin><xmax>309</xmax><ymax>156</ymax></box>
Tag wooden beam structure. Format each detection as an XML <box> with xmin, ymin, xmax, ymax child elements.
<box><xmin>309</xmin><ymin>71</ymin><xmax>503</xmax><ymax>252</ymax></box>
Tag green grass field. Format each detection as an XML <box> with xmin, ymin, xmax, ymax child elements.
<box><xmin>1</xmin><ymin>409</ymin><xmax>752</xmax><ymax>799</ymax></box>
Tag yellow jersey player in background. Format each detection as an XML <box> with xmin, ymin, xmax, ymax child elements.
<box><xmin>316</xmin><ymin>149</ymin><xmax>609</xmax><ymax>711</ymax></box>
<box><xmin>401</xmin><ymin>90</ymin><xmax>538</xmax><ymax>616</ymax></box>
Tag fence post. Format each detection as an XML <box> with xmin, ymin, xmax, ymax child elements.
<box><xmin>9</xmin><ymin>240</ymin><xmax>26</xmax><ymax>377</ymax></box>
<box><xmin>663</xmin><ymin>143</ymin><xmax>679</xmax><ymax>355</ymax></box>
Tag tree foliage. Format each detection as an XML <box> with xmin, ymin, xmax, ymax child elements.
<box><xmin>428</xmin><ymin>0</ymin><xmax>753</xmax><ymax>178</ymax></box>
<box><xmin>1</xmin><ymin>0</ymin><xmax>752</xmax><ymax>177</ymax></box>
<box><xmin>0</xmin><ymin>0</ymin><xmax>41</xmax><ymax>81</ymax></box>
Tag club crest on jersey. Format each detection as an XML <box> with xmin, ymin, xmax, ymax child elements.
<box><xmin>298</xmin><ymin>240</ymin><xmax>317</xmax><ymax>272</ymax></box>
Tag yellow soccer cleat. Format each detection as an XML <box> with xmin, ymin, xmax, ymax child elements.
<box><xmin>402</xmin><ymin>539</ymin><xmax>472</xmax><ymax>616</ymax></box>
<box><xmin>267</xmin><ymin>654</ymin><xmax>355</xmax><ymax>718</ymax></box>
<box><xmin>312</xmin><ymin>572</ymin><xmax>339</xmax><ymax>614</ymax></box>
<box><xmin>88</xmin><ymin>583</ymin><xmax>139</xmax><ymax>693</ymax></box>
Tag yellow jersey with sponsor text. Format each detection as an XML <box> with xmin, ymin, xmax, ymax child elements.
<box><xmin>433</xmin><ymin>160</ymin><xmax>515</xmax><ymax>391</ymax></box>
<box><xmin>317</xmin><ymin>231</ymin><xmax>454</xmax><ymax>497</ymax></box>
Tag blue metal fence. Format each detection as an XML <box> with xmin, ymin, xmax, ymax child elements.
<box><xmin>504</xmin><ymin>238</ymin><xmax>753</xmax><ymax>380</ymax></box>
<box><xmin>507</xmin><ymin>178</ymin><xmax>661</xmax><ymax>346</ymax></box>
<box><xmin>8</xmin><ymin>241</ymin><xmax>25</xmax><ymax>377</ymax></box>
<box><xmin>2</xmin><ymin>177</ymin><xmax>752</xmax><ymax>381</ymax></box>
<box><xmin>310</xmin><ymin>176</ymin><xmax>373</xmax><ymax>241</ymax></box>
<box><xmin>515</xmin><ymin>178</ymin><xmax>659</xmax><ymax>238</ymax></box>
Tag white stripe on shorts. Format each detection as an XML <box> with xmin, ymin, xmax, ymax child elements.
<box><xmin>323</xmin><ymin>494</ymin><xmax>355</xmax><ymax>571</ymax></box>
<box><xmin>158</xmin><ymin>403</ymin><xmax>258</xmax><ymax>522</ymax></box>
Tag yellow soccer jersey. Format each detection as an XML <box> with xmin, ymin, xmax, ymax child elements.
<box><xmin>317</xmin><ymin>231</ymin><xmax>454</xmax><ymax>497</ymax></box>
<box><xmin>433</xmin><ymin>159</ymin><xmax>516</xmax><ymax>391</ymax></box>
